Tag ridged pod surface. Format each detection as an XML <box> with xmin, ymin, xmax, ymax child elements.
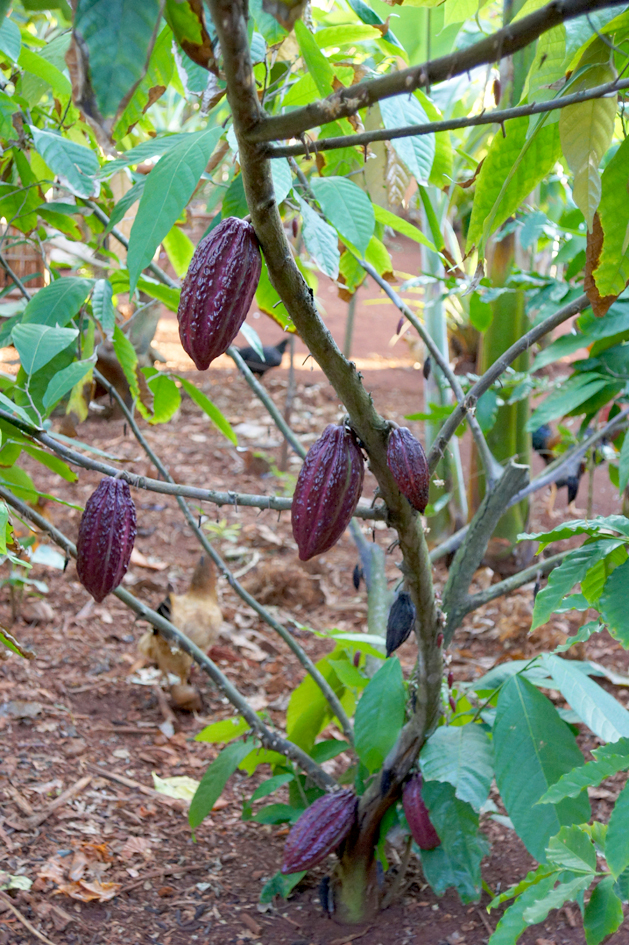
<box><xmin>403</xmin><ymin>774</ymin><xmax>441</xmax><ymax>850</ymax></box>
<box><xmin>281</xmin><ymin>790</ymin><xmax>357</xmax><ymax>874</ymax></box>
<box><xmin>177</xmin><ymin>217</ymin><xmax>262</xmax><ymax>371</ymax></box>
<box><xmin>76</xmin><ymin>477</ymin><xmax>137</xmax><ymax>603</ymax></box>
<box><xmin>386</xmin><ymin>426</ymin><xmax>429</xmax><ymax>513</ymax></box>
<box><xmin>292</xmin><ymin>424</ymin><xmax>364</xmax><ymax>561</ymax></box>
<box><xmin>386</xmin><ymin>591</ymin><xmax>416</xmax><ymax>657</ymax></box>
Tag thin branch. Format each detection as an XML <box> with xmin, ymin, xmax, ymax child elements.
<box><xmin>459</xmin><ymin>550</ymin><xmax>568</xmax><ymax>617</ymax></box>
<box><xmin>227</xmin><ymin>346</ymin><xmax>306</xmax><ymax>458</ymax></box>
<box><xmin>0</xmin><ymin>250</ymin><xmax>32</xmax><ymax>301</ymax></box>
<box><xmin>92</xmin><ymin>370</ymin><xmax>355</xmax><ymax>746</ymax></box>
<box><xmin>358</xmin><ymin>257</ymin><xmax>503</xmax><ymax>487</ymax></box>
<box><xmin>0</xmin><ymin>482</ymin><xmax>336</xmax><ymax>791</ymax></box>
<box><xmin>265</xmin><ymin>76</ymin><xmax>629</xmax><ymax>158</ymax></box>
<box><xmin>86</xmin><ymin>201</ymin><xmax>179</xmax><ymax>289</ymax></box>
<box><xmin>0</xmin><ymin>407</ymin><xmax>385</xmax><ymax>518</ymax></box>
<box><xmin>245</xmin><ymin>0</ymin><xmax>627</xmax><ymax>144</ymax></box>
<box><xmin>427</xmin><ymin>293</ymin><xmax>591</xmax><ymax>473</ymax></box>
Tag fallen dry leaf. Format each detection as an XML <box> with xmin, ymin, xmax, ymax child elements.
<box><xmin>130</xmin><ymin>548</ymin><xmax>167</xmax><ymax>570</ymax></box>
<box><xmin>54</xmin><ymin>879</ymin><xmax>121</xmax><ymax>902</ymax></box>
<box><xmin>119</xmin><ymin>836</ymin><xmax>153</xmax><ymax>860</ymax></box>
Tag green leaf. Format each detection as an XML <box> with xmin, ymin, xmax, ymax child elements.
<box><xmin>146</xmin><ymin>372</ymin><xmax>181</xmax><ymax>424</ymax></box>
<box><xmin>469</xmin><ymin>293</ymin><xmax>493</xmax><ymax>332</ymax></box>
<box><xmin>251</xmin><ymin>803</ymin><xmax>300</xmax><ymax>824</ymax></box>
<box><xmin>310</xmin><ymin>739</ymin><xmax>349</xmax><ymax>763</ymax></box>
<box><xmin>91</xmin><ymin>279</ymin><xmax>116</xmax><ymax>340</ymax></box>
<box><xmin>420</xmin><ymin>724</ymin><xmax>493</xmax><ymax>813</ymax></box>
<box><xmin>195</xmin><ymin>716</ymin><xmax>249</xmax><ymax>744</ymax></box>
<box><xmin>271</xmin><ymin>159</ymin><xmax>292</xmax><ymax>205</ymax></box>
<box><xmin>112</xmin><ymin>323</ymin><xmax>140</xmax><ymax>398</ymax></box>
<box><xmin>420</xmin><ymin>781</ymin><xmax>489</xmax><ymax>903</ymax></box>
<box><xmin>619</xmin><ymin>429</ymin><xmax>629</xmax><ymax>494</ymax></box>
<box><xmin>43</xmin><ymin>358</ymin><xmax>94</xmax><ymax>411</ymax></box>
<box><xmin>605</xmin><ymin>780</ymin><xmax>629</xmax><ymax>878</ymax></box>
<box><xmin>380</xmin><ymin>93</ymin><xmax>435</xmax><ymax>185</ymax></box>
<box><xmin>544</xmin><ymin>654</ymin><xmax>629</xmax><ymax>743</ymax></box>
<box><xmin>444</xmin><ymin>0</ymin><xmax>478</xmax><ymax>25</ymax></box>
<box><xmin>599</xmin><ymin>558</ymin><xmax>629</xmax><ymax>647</ymax></box>
<box><xmin>259</xmin><ymin>870</ymin><xmax>305</xmax><ymax>903</ymax></box>
<box><xmin>493</xmin><ymin>676</ymin><xmax>591</xmax><ymax>863</ymax></box>
<box><xmin>162</xmin><ymin>225</ymin><xmax>195</xmax><ymax>278</ymax></box>
<box><xmin>487</xmin><ymin>874</ymin><xmax>557</xmax><ymax>945</ymax></box>
<box><xmin>297</xmin><ymin>196</ymin><xmax>339</xmax><ymax>279</ymax></box>
<box><xmin>74</xmin><ymin>0</ymin><xmax>162</xmax><ymax>119</ymax></box>
<box><xmin>177</xmin><ymin>377</ymin><xmax>237</xmax><ymax>444</ymax></box>
<box><xmin>106</xmin><ymin>177</ymin><xmax>145</xmax><ymax>233</ymax></box>
<box><xmin>21</xmin><ymin>277</ymin><xmax>93</xmax><ymax>327</ymax></box>
<box><xmin>521</xmin><ymin>515</ymin><xmax>629</xmax><ymax>550</ymax></box>
<box><xmin>189</xmin><ymin>739</ymin><xmax>255</xmax><ymax>830</ymax></box>
<box><xmin>222</xmin><ymin>174</ymin><xmax>248</xmax><ymax>219</ymax></box>
<box><xmin>21</xmin><ymin>443</ymin><xmax>77</xmax><ymax>482</ymax></box>
<box><xmin>532</xmin><ymin>539</ymin><xmax>624</xmax><ymax>630</ymax></box>
<box><xmin>527</xmin><ymin>372</ymin><xmax>610</xmax><ymax>431</ymax></box>
<box><xmin>0</xmin><ymin>626</ymin><xmax>32</xmax><ymax>659</ymax></box>
<box><xmin>593</xmin><ymin>134</ymin><xmax>629</xmax><ymax>298</ymax></box>
<box><xmin>354</xmin><ymin>658</ymin><xmax>405</xmax><ymax>773</ymax></box>
<box><xmin>127</xmin><ymin>127</ymin><xmax>222</xmax><ymax>292</ymax></box>
<box><xmin>540</xmin><ymin>739</ymin><xmax>629</xmax><ymax>804</ymax></box>
<box><xmin>372</xmin><ymin>204</ymin><xmax>435</xmax><ymax>250</ymax></box>
<box><xmin>250</xmin><ymin>774</ymin><xmax>294</xmax><ymax>802</ymax></box>
<box><xmin>29</xmin><ymin>126</ymin><xmax>99</xmax><ymax>199</ymax></box>
<box><xmin>522</xmin><ymin>873</ymin><xmax>593</xmax><ymax>924</ymax></box>
<box><xmin>286</xmin><ymin>649</ymin><xmax>345</xmax><ymax>752</ymax></box>
<box><xmin>99</xmin><ymin>133</ymin><xmax>191</xmax><ymax>178</ymax></box>
<box><xmin>546</xmin><ymin>825</ymin><xmax>597</xmax><ymax>873</ymax></box>
<box><xmin>488</xmin><ymin>864</ymin><xmax>555</xmax><ymax>910</ymax></box>
<box><xmin>0</xmin><ymin>16</ymin><xmax>20</xmax><ymax>62</ymax></box>
<box><xmin>584</xmin><ymin>876</ymin><xmax>624</xmax><ymax>945</ymax></box>
<box><xmin>19</xmin><ymin>47</ymin><xmax>71</xmax><ymax>96</ymax></box>
<box><xmin>466</xmin><ymin>116</ymin><xmax>561</xmax><ymax>253</ymax></box>
<box><xmin>310</xmin><ymin>176</ymin><xmax>374</xmax><ymax>255</ymax></box>
<box><xmin>294</xmin><ymin>21</ymin><xmax>334</xmax><ymax>96</ymax></box>
<box><xmin>12</xmin><ymin>324</ymin><xmax>78</xmax><ymax>376</ymax></box>
<box><xmin>559</xmin><ymin>43</ymin><xmax>616</xmax><ymax>230</ymax></box>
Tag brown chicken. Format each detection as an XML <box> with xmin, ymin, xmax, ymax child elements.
<box><xmin>138</xmin><ymin>556</ymin><xmax>222</xmax><ymax>708</ymax></box>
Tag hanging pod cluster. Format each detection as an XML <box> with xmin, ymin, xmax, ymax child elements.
<box><xmin>76</xmin><ymin>477</ymin><xmax>137</xmax><ymax>603</ymax></box>
<box><xmin>177</xmin><ymin>217</ymin><xmax>262</xmax><ymax>371</ymax></box>
<box><xmin>291</xmin><ymin>424</ymin><xmax>365</xmax><ymax>561</ymax></box>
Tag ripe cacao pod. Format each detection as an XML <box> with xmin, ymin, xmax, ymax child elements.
<box><xmin>386</xmin><ymin>591</ymin><xmax>416</xmax><ymax>657</ymax></box>
<box><xmin>291</xmin><ymin>424</ymin><xmax>364</xmax><ymax>561</ymax></box>
<box><xmin>386</xmin><ymin>426</ymin><xmax>429</xmax><ymax>513</ymax></box>
<box><xmin>403</xmin><ymin>774</ymin><xmax>440</xmax><ymax>851</ymax></box>
<box><xmin>281</xmin><ymin>789</ymin><xmax>357</xmax><ymax>874</ymax></box>
<box><xmin>76</xmin><ymin>477</ymin><xmax>137</xmax><ymax>603</ymax></box>
<box><xmin>177</xmin><ymin>217</ymin><xmax>262</xmax><ymax>371</ymax></box>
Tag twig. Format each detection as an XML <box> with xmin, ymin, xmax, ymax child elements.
<box><xmin>381</xmin><ymin>835</ymin><xmax>413</xmax><ymax>909</ymax></box>
<box><xmin>456</xmin><ymin>550</ymin><xmax>567</xmax><ymax>619</ymax></box>
<box><xmin>359</xmin><ymin>256</ymin><xmax>503</xmax><ymax>486</ymax></box>
<box><xmin>0</xmin><ymin>891</ymin><xmax>57</xmax><ymax>945</ymax></box>
<box><xmin>84</xmin><ymin>765</ymin><xmax>186</xmax><ymax>809</ymax></box>
<box><xmin>0</xmin><ymin>484</ymin><xmax>336</xmax><ymax>792</ymax></box>
<box><xmin>24</xmin><ymin>775</ymin><xmax>92</xmax><ymax>829</ymax></box>
<box><xmin>0</xmin><ymin>250</ymin><xmax>31</xmax><ymax>301</ymax></box>
<box><xmin>245</xmin><ymin>0</ymin><xmax>627</xmax><ymax>144</ymax></box>
<box><xmin>93</xmin><ymin>369</ymin><xmax>355</xmax><ymax>747</ymax></box>
<box><xmin>86</xmin><ymin>201</ymin><xmax>179</xmax><ymax>289</ymax></box>
<box><xmin>122</xmin><ymin>861</ymin><xmax>218</xmax><ymax>893</ymax></box>
<box><xmin>279</xmin><ymin>335</ymin><xmax>296</xmax><ymax>471</ymax></box>
<box><xmin>265</xmin><ymin>76</ymin><xmax>629</xmax><ymax>158</ymax></box>
<box><xmin>427</xmin><ymin>293</ymin><xmax>591</xmax><ymax>473</ymax></box>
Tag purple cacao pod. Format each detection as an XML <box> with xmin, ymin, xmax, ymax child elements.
<box><xmin>403</xmin><ymin>774</ymin><xmax>440</xmax><ymax>851</ymax></box>
<box><xmin>281</xmin><ymin>789</ymin><xmax>357</xmax><ymax>874</ymax></box>
<box><xmin>76</xmin><ymin>477</ymin><xmax>137</xmax><ymax>603</ymax></box>
<box><xmin>291</xmin><ymin>424</ymin><xmax>364</xmax><ymax>561</ymax></box>
<box><xmin>386</xmin><ymin>591</ymin><xmax>416</xmax><ymax>657</ymax></box>
<box><xmin>177</xmin><ymin>217</ymin><xmax>262</xmax><ymax>371</ymax></box>
<box><xmin>387</xmin><ymin>426</ymin><xmax>429</xmax><ymax>513</ymax></box>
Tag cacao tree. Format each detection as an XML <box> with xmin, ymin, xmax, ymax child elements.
<box><xmin>2</xmin><ymin>0</ymin><xmax>629</xmax><ymax>942</ymax></box>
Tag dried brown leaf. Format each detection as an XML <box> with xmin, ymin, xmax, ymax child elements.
<box><xmin>585</xmin><ymin>213</ymin><xmax>619</xmax><ymax>317</ymax></box>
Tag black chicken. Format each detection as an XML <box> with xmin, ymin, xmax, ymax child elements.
<box><xmin>235</xmin><ymin>338</ymin><xmax>289</xmax><ymax>377</ymax></box>
<box><xmin>532</xmin><ymin>423</ymin><xmax>586</xmax><ymax>512</ymax></box>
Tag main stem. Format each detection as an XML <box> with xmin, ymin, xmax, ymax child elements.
<box><xmin>209</xmin><ymin>0</ymin><xmax>442</xmax><ymax>922</ymax></box>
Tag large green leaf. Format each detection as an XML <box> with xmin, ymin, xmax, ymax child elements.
<box><xmin>420</xmin><ymin>724</ymin><xmax>492</xmax><ymax>812</ymax></box>
<box><xmin>189</xmin><ymin>739</ymin><xmax>254</xmax><ymax>830</ymax></box>
<box><xmin>99</xmin><ymin>133</ymin><xmax>191</xmax><ymax>178</ymax></box>
<box><xmin>294</xmin><ymin>21</ymin><xmax>334</xmax><ymax>96</ymax></box>
<box><xmin>544</xmin><ymin>654</ymin><xmax>629</xmax><ymax>743</ymax></box>
<box><xmin>354</xmin><ymin>658</ymin><xmax>405</xmax><ymax>772</ymax></box>
<box><xmin>21</xmin><ymin>277</ymin><xmax>93</xmax><ymax>327</ymax></box>
<box><xmin>146</xmin><ymin>372</ymin><xmax>181</xmax><ymax>424</ymax></box>
<box><xmin>19</xmin><ymin>47</ymin><xmax>71</xmax><ymax>97</ymax></box>
<box><xmin>12</xmin><ymin>324</ymin><xmax>78</xmax><ymax>376</ymax></box>
<box><xmin>420</xmin><ymin>781</ymin><xmax>489</xmax><ymax>903</ymax></box>
<box><xmin>178</xmin><ymin>377</ymin><xmax>237</xmax><ymax>445</ymax></box>
<box><xmin>493</xmin><ymin>676</ymin><xmax>590</xmax><ymax>862</ymax></box>
<box><xmin>0</xmin><ymin>16</ymin><xmax>20</xmax><ymax>62</ymax></box>
<box><xmin>379</xmin><ymin>93</ymin><xmax>435</xmax><ymax>186</ymax></box>
<box><xmin>487</xmin><ymin>874</ymin><xmax>557</xmax><ymax>945</ymax></box>
<box><xmin>584</xmin><ymin>876</ymin><xmax>625</xmax><ymax>945</ymax></box>
<box><xmin>599</xmin><ymin>558</ymin><xmax>629</xmax><ymax>646</ymax></box>
<box><xmin>546</xmin><ymin>824</ymin><xmax>597</xmax><ymax>873</ymax></box>
<box><xmin>43</xmin><ymin>358</ymin><xmax>95</xmax><ymax>411</ymax></box>
<box><xmin>127</xmin><ymin>127</ymin><xmax>222</xmax><ymax>292</ymax></box>
<box><xmin>522</xmin><ymin>874</ymin><xmax>593</xmax><ymax>925</ymax></box>
<box><xmin>593</xmin><ymin>135</ymin><xmax>629</xmax><ymax>298</ymax></box>
<box><xmin>532</xmin><ymin>539</ymin><xmax>625</xmax><ymax>630</ymax></box>
<box><xmin>91</xmin><ymin>279</ymin><xmax>115</xmax><ymax>338</ymax></box>
<box><xmin>29</xmin><ymin>126</ymin><xmax>99</xmax><ymax>199</ymax></box>
<box><xmin>310</xmin><ymin>176</ymin><xmax>374</xmax><ymax>256</ymax></box>
<box><xmin>373</xmin><ymin>204</ymin><xmax>436</xmax><ymax>251</ymax></box>
<box><xmin>297</xmin><ymin>197</ymin><xmax>339</xmax><ymax>279</ymax></box>
<box><xmin>74</xmin><ymin>0</ymin><xmax>162</xmax><ymax>119</ymax></box>
<box><xmin>466</xmin><ymin>116</ymin><xmax>561</xmax><ymax>253</ymax></box>
<box><xmin>526</xmin><ymin>372</ymin><xmax>611</xmax><ymax>431</ymax></box>
<box><xmin>605</xmin><ymin>780</ymin><xmax>629</xmax><ymax>879</ymax></box>
<box><xmin>540</xmin><ymin>738</ymin><xmax>629</xmax><ymax>804</ymax></box>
